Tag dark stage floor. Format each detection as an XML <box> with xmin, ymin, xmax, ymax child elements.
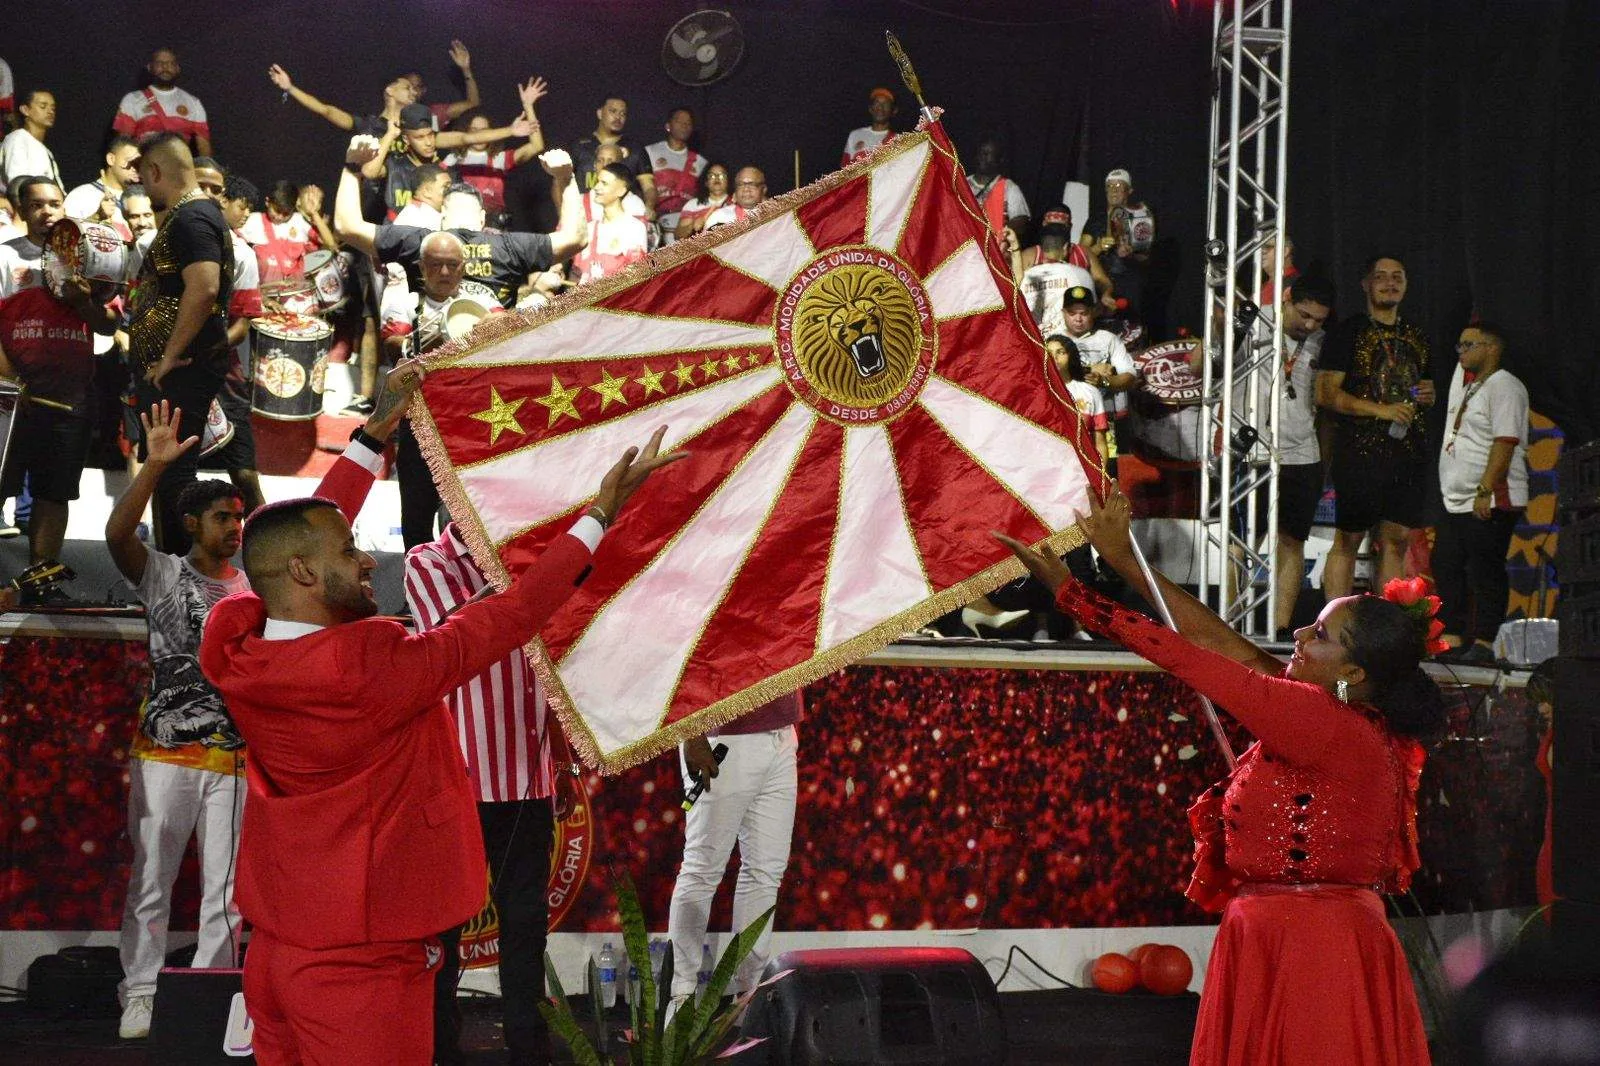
<box><xmin>0</xmin><ymin>987</ymin><xmax>1198</xmax><ymax>1065</ymax></box>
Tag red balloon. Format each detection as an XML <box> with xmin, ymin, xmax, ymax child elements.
<box><xmin>1091</xmin><ymin>952</ymin><xmax>1139</xmax><ymax>994</ymax></box>
<box><xmin>1139</xmin><ymin>945</ymin><xmax>1194</xmax><ymax>995</ymax></box>
<box><xmin>1127</xmin><ymin>942</ymin><xmax>1159</xmax><ymax>967</ymax></box>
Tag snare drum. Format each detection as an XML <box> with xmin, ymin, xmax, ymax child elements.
<box><xmin>305</xmin><ymin>249</ymin><xmax>351</xmax><ymax>311</ymax></box>
<box><xmin>251</xmin><ymin>314</ymin><xmax>333</xmax><ymax>421</ymax></box>
<box><xmin>43</xmin><ymin>218</ymin><xmax>128</xmax><ymax>301</ymax></box>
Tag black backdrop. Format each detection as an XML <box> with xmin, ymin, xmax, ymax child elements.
<box><xmin>8</xmin><ymin>0</ymin><xmax>1594</xmax><ymax>442</ymax></box>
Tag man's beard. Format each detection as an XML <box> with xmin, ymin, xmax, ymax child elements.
<box><xmin>323</xmin><ymin>570</ymin><xmax>377</xmax><ymax>620</ymax></box>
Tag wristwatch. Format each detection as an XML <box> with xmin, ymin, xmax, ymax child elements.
<box><xmin>349</xmin><ymin>425</ymin><xmax>386</xmax><ymax>453</ymax></box>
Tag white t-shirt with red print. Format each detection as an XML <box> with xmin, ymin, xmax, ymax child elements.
<box><xmin>112</xmin><ymin>86</ymin><xmax>210</xmax><ymax>146</ymax></box>
<box><xmin>645</xmin><ymin>140</ymin><xmax>708</xmax><ymax>231</ymax></box>
<box><xmin>841</xmin><ymin>126</ymin><xmax>894</xmax><ymax>167</ymax></box>
<box><xmin>0</xmin><ymin>235</ymin><xmax>97</xmax><ymax>408</ymax></box>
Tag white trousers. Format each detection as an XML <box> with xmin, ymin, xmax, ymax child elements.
<box><xmin>117</xmin><ymin>758</ymin><xmax>244</xmax><ymax>1001</ymax></box>
<box><xmin>668</xmin><ymin>726</ymin><xmax>797</xmax><ymax>998</ymax></box>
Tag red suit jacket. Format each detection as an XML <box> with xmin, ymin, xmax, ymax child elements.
<box><xmin>199</xmin><ymin>447</ymin><xmax>593</xmax><ymax>949</ymax></box>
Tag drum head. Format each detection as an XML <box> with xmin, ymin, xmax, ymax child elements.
<box><xmin>444</xmin><ymin>296</ymin><xmax>495</xmax><ymax>342</ymax></box>
<box><xmin>304</xmin><ymin>249</ymin><xmax>335</xmax><ymax>273</ymax></box>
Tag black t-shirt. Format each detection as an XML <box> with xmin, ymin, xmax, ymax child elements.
<box><xmin>382</xmin><ymin>149</ymin><xmax>454</xmax><ymax>220</ymax></box>
<box><xmin>156</xmin><ymin>196</ymin><xmax>233</xmax><ymax>363</ymax></box>
<box><xmin>571</xmin><ymin>135</ymin><xmax>649</xmax><ymax>192</ymax></box>
<box><xmin>374</xmin><ymin>225</ymin><xmax>553</xmax><ymax>306</ymax></box>
<box><xmin>1319</xmin><ymin>313</ymin><xmax>1432</xmax><ymax>461</ymax></box>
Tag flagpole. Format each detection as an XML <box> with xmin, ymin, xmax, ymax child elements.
<box><xmin>1128</xmin><ymin>537</ymin><xmax>1239</xmax><ymax>771</ymax></box>
<box><xmin>885</xmin><ymin>31</ymin><xmax>937</xmax><ymax>125</ymax></box>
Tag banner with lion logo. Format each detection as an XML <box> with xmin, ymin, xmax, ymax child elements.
<box><xmin>412</xmin><ymin>119</ymin><xmax>1105</xmax><ymax>773</ymax></box>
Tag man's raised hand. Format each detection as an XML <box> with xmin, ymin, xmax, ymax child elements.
<box><xmin>590</xmin><ymin>426</ymin><xmax>687</xmax><ymax>525</ymax></box>
<box><xmin>346</xmin><ymin>136</ymin><xmax>383</xmax><ymax>168</ymax></box>
<box><xmin>140</xmin><ymin>401</ymin><xmax>200</xmax><ymax>466</ymax></box>
<box><xmin>267</xmin><ymin>64</ymin><xmax>292</xmax><ymax>91</ymax></box>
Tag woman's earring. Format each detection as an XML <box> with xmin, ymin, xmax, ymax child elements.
<box><xmin>1335</xmin><ymin>678</ymin><xmax>1350</xmax><ymax>703</ymax></box>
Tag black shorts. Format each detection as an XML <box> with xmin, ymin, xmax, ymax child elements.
<box><xmin>1330</xmin><ymin>451</ymin><xmax>1431</xmax><ymax>532</ymax></box>
<box><xmin>0</xmin><ymin>400</ymin><xmax>91</xmax><ymax>502</ymax></box>
<box><xmin>1273</xmin><ymin>461</ymin><xmax>1325</xmax><ymax>542</ymax></box>
<box><xmin>199</xmin><ymin>383</ymin><xmax>258</xmax><ymax>472</ymax></box>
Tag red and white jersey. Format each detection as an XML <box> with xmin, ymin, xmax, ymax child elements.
<box><xmin>404</xmin><ymin>524</ymin><xmax>557</xmax><ymax>803</ymax></box>
<box><xmin>240</xmin><ymin>211</ymin><xmax>319</xmax><ymax>284</ymax></box>
<box><xmin>1063</xmin><ymin>378</ymin><xmax>1109</xmax><ymax>433</ymax></box>
<box><xmin>703</xmin><ymin>202</ymin><xmax>753</xmax><ymax>229</ymax></box>
<box><xmin>573</xmin><ymin>210</ymin><xmax>649</xmax><ymax>284</ymax></box>
<box><xmin>112</xmin><ymin>86</ymin><xmax>210</xmax><ymax>146</ymax></box>
<box><xmin>644</xmin><ymin>140</ymin><xmax>707</xmax><ymax>219</ymax></box>
<box><xmin>1021</xmin><ymin>249</ymin><xmax>1097</xmax><ymax>338</ymax></box>
<box><xmin>444</xmin><ymin>147</ymin><xmax>517</xmax><ymax>215</ymax></box>
<box><xmin>0</xmin><ymin>235</ymin><xmax>96</xmax><ymax>407</ymax></box>
<box><xmin>841</xmin><ymin>126</ymin><xmax>894</xmax><ymax>167</ymax></box>
<box><xmin>227</xmin><ymin>231</ymin><xmax>262</xmax><ymax>380</ymax></box>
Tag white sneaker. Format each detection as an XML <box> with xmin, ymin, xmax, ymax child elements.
<box><xmin>119</xmin><ymin>995</ymin><xmax>153</xmax><ymax>1040</ymax></box>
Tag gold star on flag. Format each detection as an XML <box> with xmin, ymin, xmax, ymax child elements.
<box><xmin>699</xmin><ymin>356</ymin><xmax>722</xmax><ymax>379</ymax></box>
<box><xmin>533</xmin><ymin>374</ymin><xmax>583</xmax><ymax>426</ymax></box>
<box><xmin>635</xmin><ymin>364</ymin><xmax>667</xmax><ymax>397</ymax></box>
<box><xmin>723</xmin><ymin>354</ymin><xmax>743</xmax><ymax>373</ymax></box>
<box><xmin>749</xmin><ymin>349</ymin><xmax>769</xmax><ymax>366</ymax></box>
<box><xmin>468</xmin><ymin>387</ymin><xmax>526</xmax><ymax>446</ymax></box>
<box><xmin>588</xmin><ymin>367</ymin><xmax>631</xmax><ymax>411</ymax></box>
<box><xmin>672</xmin><ymin>360</ymin><xmax>697</xmax><ymax>387</ymax></box>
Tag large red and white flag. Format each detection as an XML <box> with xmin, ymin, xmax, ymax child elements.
<box><xmin>413</xmin><ymin>119</ymin><xmax>1104</xmax><ymax>773</ymax></box>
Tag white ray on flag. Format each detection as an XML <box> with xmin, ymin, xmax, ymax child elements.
<box><xmin>817</xmin><ymin>425</ymin><xmax>933</xmax><ymax>652</ymax></box>
<box><xmin>558</xmin><ymin>403</ymin><xmax>819</xmax><ymax>752</ymax></box>
<box><xmin>866</xmin><ymin>140</ymin><xmax>932</xmax><ymax>252</ymax></box>
<box><xmin>923</xmin><ymin>239</ymin><xmax>1006</xmax><ymax>322</ymax></box>
<box><xmin>450</xmin><ymin>309</ymin><xmax>772</xmax><ymax>367</ymax></box>
<box><xmin>462</xmin><ymin>366</ymin><xmax>786</xmax><ymax>545</ymax></box>
<box><xmin>918</xmin><ymin>375</ymin><xmax>1092</xmax><ymax>530</ymax></box>
<box><xmin>708</xmin><ymin>211</ymin><xmax>818</xmax><ymax>291</ymax></box>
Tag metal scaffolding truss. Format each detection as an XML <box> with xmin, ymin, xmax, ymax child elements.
<box><xmin>1197</xmin><ymin>0</ymin><xmax>1293</xmax><ymax>636</ymax></box>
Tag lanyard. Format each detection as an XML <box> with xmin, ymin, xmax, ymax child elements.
<box><xmin>1444</xmin><ymin>369</ymin><xmax>1496</xmax><ymax>455</ymax></box>
<box><xmin>1283</xmin><ymin>336</ymin><xmax>1305</xmax><ymax>399</ymax></box>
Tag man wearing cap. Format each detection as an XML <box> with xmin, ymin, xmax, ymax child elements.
<box><xmin>842</xmin><ymin>88</ymin><xmax>898</xmax><ymax>167</ymax></box>
<box><xmin>1084</xmin><ymin>169</ymin><xmax>1155</xmax><ymax>316</ymax></box>
<box><xmin>358</xmin><ymin>103</ymin><xmax>532</xmax><ymax>222</ymax></box>
<box><xmin>1011</xmin><ymin>204</ymin><xmax>1115</xmax><ymax>335</ymax></box>
<box><xmin>1061</xmin><ymin>285</ymin><xmax>1136</xmax><ymax>475</ymax></box>
<box><xmin>968</xmin><ymin>137</ymin><xmax>1030</xmax><ymax>238</ymax></box>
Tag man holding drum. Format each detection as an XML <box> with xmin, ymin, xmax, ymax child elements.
<box><xmin>0</xmin><ymin>176</ymin><xmax>118</xmax><ymax>588</ymax></box>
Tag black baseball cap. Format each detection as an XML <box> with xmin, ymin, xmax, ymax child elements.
<box><xmin>399</xmin><ymin>104</ymin><xmax>434</xmax><ymax>131</ymax></box>
<box><xmin>1062</xmin><ymin>285</ymin><xmax>1096</xmax><ymax>309</ymax></box>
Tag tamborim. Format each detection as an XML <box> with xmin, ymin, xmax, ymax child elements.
<box><xmin>42</xmin><ymin>218</ymin><xmax>127</xmax><ymax>300</ymax></box>
<box><xmin>251</xmin><ymin>314</ymin><xmax>333</xmax><ymax>421</ymax></box>
<box><xmin>305</xmin><ymin>248</ymin><xmax>351</xmax><ymax>311</ymax></box>
<box><xmin>199</xmin><ymin>397</ymin><xmax>234</xmax><ymax>457</ymax></box>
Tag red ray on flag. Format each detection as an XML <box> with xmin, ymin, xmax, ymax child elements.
<box><xmin>413</xmin><ymin>118</ymin><xmax>1108</xmax><ymax>773</ymax></box>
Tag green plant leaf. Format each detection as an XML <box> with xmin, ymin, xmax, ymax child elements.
<box><xmin>686</xmin><ymin>906</ymin><xmax>774</xmax><ymax>1057</ymax></box>
<box><xmin>613</xmin><ymin>872</ymin><xmax>662</xmax><ymax>1066</ymax></box>
<box><xmin>540</xmin><ymin>952</ymin><xmax>604</xmax><ymax>1066</ymax></box>
<box><xmin>588</xmin><ymin>956</ymin><xmax>609</xmax><ymax>1053</ymax></box>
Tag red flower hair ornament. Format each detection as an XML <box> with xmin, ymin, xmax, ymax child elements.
<box><xmin>1380</xmin><ymin>577</ymin><xmax>1450</xmax><ymax>657</ymax></box>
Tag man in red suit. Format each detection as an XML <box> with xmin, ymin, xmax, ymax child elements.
<box><xmin>200</xmin><ymin>419</ymin><xmax>683</xmax><ymax>1066</ymax></box>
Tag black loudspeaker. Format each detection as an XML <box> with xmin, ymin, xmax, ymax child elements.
<box><xmin>1557</xmin><ymin>438</ymin><xmax>1600</xmax><ymax>513</ymax></box>
<box><xmin>147</xmin><ymin>968</ymin><xmax>254</xmax><ymax>1064</ymax></box>
<box><xmin>740</xmin><ymin>947</ymin><xmax>1006</xmax><ymax>1066</ymax></box>
<box><xmin>1553</xmin><ymin>659</ymin><xmax>1600</xmax><ymax>908</ymax></box>
<box><xmin>24</xmin><ymin>946</ymin><xmax>121</xmax><ymax>1014</ymax></box>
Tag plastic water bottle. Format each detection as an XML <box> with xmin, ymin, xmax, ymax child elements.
<box><xmin>1387</xmin><ymin>404</ymin><xmax>1411</xmax><ymax>439</ymax></box>
<box><xmin>649</xmin><ymin>938</ymin><xmax>665</xmax><ymax>983</ymax></box>
<box><xmin>598</xmin><ymin>942</ymin><xmax>618</xmax><ymax>1009</ymax></box>
<box><xmin>697</xmin><ymin>941</ymin><xmax>714</xmax><ymax>994</ymax></box>
<box><xmin>626</xmin><ymin>957</ymin><xmax>641</xmax><ymax>1007</ymax></box>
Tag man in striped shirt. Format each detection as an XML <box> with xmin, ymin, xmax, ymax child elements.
<box><xmin>405</xmin><ymin>524</ymin><xmax>582</xmax><ymax>1066</ymax></box>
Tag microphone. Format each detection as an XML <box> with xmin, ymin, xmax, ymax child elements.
<box><xmin>681</xmin><ymin>743</ymin><xmax>729</xmax><ymax>811</ymax></box>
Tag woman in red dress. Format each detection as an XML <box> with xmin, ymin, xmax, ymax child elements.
<box><xmin>999</xmin><ymin>483</ymin><xmax>1446</xmax><ymax>1066</ymax></box>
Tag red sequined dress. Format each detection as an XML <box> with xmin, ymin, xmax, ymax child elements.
<box><xmin>1055</xmin><ymin>577</ymin><xmax>1430</xmax><ymax>1066</ymax></box>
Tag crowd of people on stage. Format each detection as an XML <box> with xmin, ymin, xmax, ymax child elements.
<box><xmin>0</xmin><ymin>38</ymin><xmax>1537</xmax><ymax>1066</ymax></box>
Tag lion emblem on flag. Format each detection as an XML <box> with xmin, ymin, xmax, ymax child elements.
<box><xmin>795</xmin><ymin>264</ymin><xmax>923</xmax><ymax>407</ymax></box>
